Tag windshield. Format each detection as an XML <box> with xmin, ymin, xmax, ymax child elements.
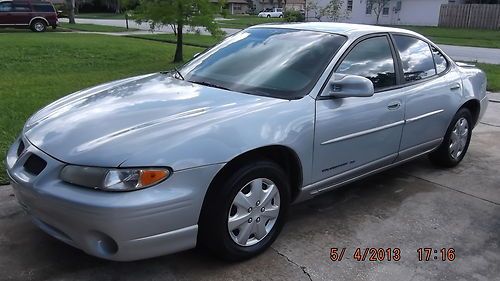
<box><xmin>180</xmin><ymin>28</ymin><xmax>346</xmax><ymax>99</ymax></box>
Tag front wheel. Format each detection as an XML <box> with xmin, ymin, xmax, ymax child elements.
<box><xmin>198</xmin><ymin>161</ymin><xmax>290</xmax><ymax>261</ymax></box>
<box><xmin>429</xmin><ymin>108</ymin><xmax>472</xmax><ymax>167</ymax></box>
<box><xmin>267</xmin><ymin>15</ymin><xmax>271</xmax><ymax>18</ymax></box>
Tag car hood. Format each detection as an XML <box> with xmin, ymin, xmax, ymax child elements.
<box><xmin>24</xmin><ymin>73</ymin><xmax>285</xmax><ymax>167</ymax></box>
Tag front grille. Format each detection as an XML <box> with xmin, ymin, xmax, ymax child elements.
<box><xmin>17</xmin><ymin>140</ymin><xmax>25</xmax><ymax>157</ymax></box>
<box><xmin>23</xmin><ymin>154</ymin><xmax>47</xmax><ymax>175</ymax></box>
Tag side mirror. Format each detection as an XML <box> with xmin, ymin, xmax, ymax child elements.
<box><xmin>323</xmin><ymin>74</ymin><xmax>374</xmax><ymax>98</ymax></box>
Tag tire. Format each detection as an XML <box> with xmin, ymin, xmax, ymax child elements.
<box><xmin>279</xmin><ymin>15</ymin><xmax>283</xmax><ymax>18</ymax></box>
<box><xmin>267</xmin><ymin>15</ymin><xmax>271</xmax><ymax>18</ymax></box>
<box><xmin>429</xmin><ymin>108</ymin><xmax>472</xmax><ymax>167</ymax></box>
<box><xmin>30</xmin><ymin>20</ymin><xmax>47</xmax><ymax>32</ymax></box>
<box><xmin>198</xmin><ymin>160</ymin><xmax>291</xmax><ymax>261</ymax></box>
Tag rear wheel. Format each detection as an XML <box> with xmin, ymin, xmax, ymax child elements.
<box><xmin>267</xmin><ymin>14</ymin><xmax>271</xmax><ymax>18</ymax></box>
<box><xmin>198</xmin><ymin>161</ymin><xmax>290</xmax><ymax>261</ymax></box>
<box><xmin>30</xmin><ymin>20</ymin><xmax>47</xmax><ymax>32</ymax></box>
<box><xmin>429</xmin><ymin>108</ymin><xmax>472</xmax><ymax>167</ymax></box>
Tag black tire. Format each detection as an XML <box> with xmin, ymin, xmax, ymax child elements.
<box><xmin>198</xmin><ymin>160</ymin><xmax>291</xmax><ymax>261</ymax></box>
<box><xmin>30</xmin><ymin>20</ymin><xmax>47</xmax><ymax>32</ymax></box>
<box><xmin>279</xmin><ymin>15</ymin><xmax>283</xmax><ymax>18</ymax></box>
<box><xmin>429</xmin><ymin>108</ymin><xmax>473</xmax><ymax>167</ymax></box>
<box><xmin>267</xmin><ymin>15</ymin><xmax>271</xmax><ymax>18</ymax></box>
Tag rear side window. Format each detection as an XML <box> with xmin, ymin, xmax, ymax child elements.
<box><xmin>33</xmin><ymin>4</ymin><xmax>54</xmax><ymax>12</ymax></box>
<box><xmin>0</xmin><ymin>2</ymin><xmax>13</xmax><ymax>12</ymax></box>
<box><xmin>336</xmin><ymin>36</ymin><xmax>397</xmax><ymax>90</ymax></box>
<box><xmin>431</xmin><ymin>46</ymin><xmax>448</xmax><ymax>74</ymax></box>
<box><xmin>13</xmin><ymin>2</ymin><xmax>31</xmax><ymax>11</ymax></box>
<box><xmin>393</xmin><ymin>35</ymin><xmax>436</xmax><ymax>83</ymax></box>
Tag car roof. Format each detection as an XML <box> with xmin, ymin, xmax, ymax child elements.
<box><xmin>251</xmin><ymin>22</ymin><xmax>424</xmax><ymax>40</ymax></box>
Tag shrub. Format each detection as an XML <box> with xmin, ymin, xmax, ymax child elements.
<box><xmin>284</xmin><ymin>10</ymin><xmax>305</xmax><ymax>22</ymax></box>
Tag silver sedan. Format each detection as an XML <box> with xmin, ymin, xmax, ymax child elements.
<box><xmin>6</xmin><ymin>23</ymin><xmax>488</xmax><ymax>261</ymax></box>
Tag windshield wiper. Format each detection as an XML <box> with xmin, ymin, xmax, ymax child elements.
<box><xmin>173</xmin><ymin>67</ymin><xmax>184</xmax><ymax>80</ymax></box>
<box><xmin>189</xmin><ymin>80</ymin><xmax>230</xmax><ymax>91</ymax></box>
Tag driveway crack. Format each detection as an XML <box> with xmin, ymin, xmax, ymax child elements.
<box><xmin>271</xmin><ymin>247</ymin><xmax>313</xmax><ymax>281</ymax></box>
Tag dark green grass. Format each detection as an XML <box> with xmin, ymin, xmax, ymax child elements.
<box><xmin>127</xmin><ymin>33</ymin><xmax>222</xmax><ymax>48</ymax></box>
<box><xmin>60</xmin><ymin>23</ymin><xmax>137</xmax><ymax>32</ymax></box>
<box><xmin>0</xmin><ymin>33</ymin><xmax>204</xmax><ymax>184</ymax></box>
<box><xmin>75</xmin><ymin>13</ymin><xmax>126</xmax><ymax>19</ymax></box>
<box><xmin>216</xmin><ymin>15</ymin><xmax>284</xmax><ymax>29</ymax></box>
<box><xmin>394</xmin><ymin>26</ymin><xmax>500</xmax><ymax>49</ymax></box>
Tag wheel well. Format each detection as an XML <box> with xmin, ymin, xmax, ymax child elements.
<box><xmin>461</xmin><ymin>99</ymin><xmax>481</xmax><ymax>127</ymax></box>
<box><xmin>206</xmin><ymin>145</ymin><xmax>303</xmax><ymax>204</ymax></box>
<box><xmin>29</xmin><ymin>17</ymin><xmax>49</xmax><ymax>26</ymax></box>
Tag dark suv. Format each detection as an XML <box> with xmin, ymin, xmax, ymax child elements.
<box><xmin>0</xmin><ymin>0</ymin><xmax>58</xmax><ymax>32</ymax></box>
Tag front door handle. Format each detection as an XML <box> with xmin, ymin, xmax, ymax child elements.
<box><xmin>450</xmin><ymin>83</ymin><xmax>461</xmax><ymax>90</ymax></box>
<box><xmin>387</xmin><ymin>101</ymin><xmax>401</xmax><ymax>110</ymax></box>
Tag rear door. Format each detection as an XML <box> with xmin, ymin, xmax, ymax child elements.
<box><xmin>312</xmin><ymin>35</ymin><xmax>405</xmax><ymax>184</ymax></box>
<box><xmin>391</xmin><ymin>34</ymin><xmax>460</xmax><ymax>159</ymax></box>
<box><xmin>0</xmin><ymin>1</ymin><xmax>14</xmax><ymax>25</ymax></box>
<box><xmin>11</xmin><ymin>1</ymin><xmax>32</xmax><ymax>25</ymax></box>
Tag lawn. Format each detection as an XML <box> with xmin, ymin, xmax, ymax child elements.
<box><xmin>60</xmin><ymin>22</ymin><xmax>136</xmax><ymax>32</ymax></box>
<box><xmin>216</xmin><ymin>15</ymin><xmax>284</xmax><ymax>29</ymax></box>
<box><xmin>397</xmin><ymin>26</ymin><xmax>500</xmax><ymax>49</ymax></box>
<box><xmin>477</xmin><ymin>63</ymin><xmax>500</xmax><ymax>92</ymax></box>
<box><xmin>127</xmin><ymin>33</ymin><xmax>222</xmax><ymax>48</ymax></box>
<box><xmin>0</xmin><ymin>33</ymin><xmax>204</xmax><ymax>184</ymax></box>
<box><xmin>75</xmin><ymin>13</ymin><xmax>126</xmax><ymax>20</ymax></box>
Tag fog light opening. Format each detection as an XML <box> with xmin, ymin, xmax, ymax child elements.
<box><xmin>90</xmin><ymin>231</ymin><xmax>118</xmax><ymax>256</ymax></box>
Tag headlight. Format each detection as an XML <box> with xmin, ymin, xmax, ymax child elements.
<box><xmin>60</xmin><ymin>165</ymin><xmax>171</xmax><ymax>191</ymax></box>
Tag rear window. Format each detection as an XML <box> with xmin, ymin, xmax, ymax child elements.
<box><xmin>33</xmin><ymin>4</ymin><xmax>54</xmax><ymax>12</ymax></box>
<box><xmin>13</xmin><ymin>2</ymin><xmax>30</xmax><ymax>11</ymax></box>
<box><xmin>393</xmin><ymin>35</ymin><xmax>436</xmax><ymax>83</ymax></box>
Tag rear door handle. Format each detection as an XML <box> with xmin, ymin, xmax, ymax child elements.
<box><xmin>387</xmin><ymin>101</ymin><xmax>401</xmax><ymax>110</ymax></box>
<box><xmin>450</xmin><ymin>83</ymin><xmax>461</xmax><ymax>90</ymax></box>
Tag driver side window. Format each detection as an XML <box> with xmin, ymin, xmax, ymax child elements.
<box><xmin>336</xmin><ymin>36</ymin><xmax>396</xmax><ymax>91</ymax></box>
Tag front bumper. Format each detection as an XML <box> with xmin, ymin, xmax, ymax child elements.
<box><xmin>6</xmin><ymin>136</ymin><xmax>223</xmax><ymax>261</ymax></box>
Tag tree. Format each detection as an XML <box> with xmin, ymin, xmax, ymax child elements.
<box><xmin>306</xmin><ymin>0</ymin><xmax>346</xmax><ymax>22</ymax></box>
<box><xmin>66</xmin><ymin>0</ymin><xmax>76</xmax><ymax>24</ymax></box>
<box><xmin>368</xmin><ymin>0</ymin><xmax>391</xmax><ymax>24</ymax></box>
<box><xmin>134</xmin><ymin>0</ymin><xmax>223</xmax><ymax>63</ymax></box>
<box><xmin>322</xmin><ymin>0</ymin><xmax>345</xmax><ymax>22</ymax></box>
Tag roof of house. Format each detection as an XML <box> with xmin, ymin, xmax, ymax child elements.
<box><xmin>252</xmin><ymin>22</ymin><xmax>422</xmax><ymax>38</ymax></box>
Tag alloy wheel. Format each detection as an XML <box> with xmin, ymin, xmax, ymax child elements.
<box><xmin>449</xmin><ymin>117</ymin><xmax>469</xmax><ymax>159</ymax></box>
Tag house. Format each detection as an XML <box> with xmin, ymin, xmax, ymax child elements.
<box><xmin>211</xmin><ymin>0</ymin><xmax>250</xmax><ymax>15</ymax></box>
<box><xmin>255</xmin><ymin>0</ymin><xmax>306</xmax><ymax>12</ymax></box>
<box><xmin>309</xmin><ymin>0</ymin><xmax>465</xmax><ymax>26</ymax></box>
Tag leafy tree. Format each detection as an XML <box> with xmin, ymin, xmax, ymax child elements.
<box><xmin>368</xmin><ymin>0</ymin><xmax>391</xmax><ymax>24</ymax></box>
<box><xmin>134</xmin><ymin>0</ymin><xmax>223</xmax><ymax>63</ymax></box>
<box><xmin>306</xmin><ymin>0</ymin><xmax>346</xmax><ymax>22</ymax></box>
<box><xmin>322</xmin><ymin>0</ymin><xmax>345</xmax><ymax>22</ymax></box>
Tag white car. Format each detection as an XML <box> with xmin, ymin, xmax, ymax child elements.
<box><xmin>258</xmin><ymin>8</ymin><xmax>284</xmax><ymax>18</ymax></box>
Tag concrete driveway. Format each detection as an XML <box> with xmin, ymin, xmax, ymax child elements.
<box><xmin>1</xmin><ymin>97</ymin><xmax>499</xmax><ymax>280</ymax></box>
<box><xmin>62</xmin><ymin>18</ymin><xmax>500</xmax><ymax>64</ymax></box>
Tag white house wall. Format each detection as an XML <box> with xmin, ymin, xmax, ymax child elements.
<box><xmin>310</xmin><ymin>0</ymin><xmax>449</xmax><ymax>26</ymax></box>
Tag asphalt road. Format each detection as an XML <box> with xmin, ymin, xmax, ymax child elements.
<box><xmin>1</xmin><ymin>94</ymin><xmax>499</xmax><ymax>280</ymax></box>
<box><xmin>60</xmin><ymin>18</ymin><xmax>500</xmax><ymax>65</ymax></box>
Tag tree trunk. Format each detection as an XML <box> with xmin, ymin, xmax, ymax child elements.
<box><xmin>68</xmin><ymin>0</ymin><xmax>75</xmax><ymax>24</ymax></box>
<box><xmin>115</xmin><ymin>0</ymin><xmax>121</xmax><ymax>14</ymax></box>
<box><xmin>174</xmin><ymin>23</ymin><xmax>183</xmax><ymax>63</ymax></box>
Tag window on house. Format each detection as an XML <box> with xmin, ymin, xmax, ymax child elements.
<box><xmin>382</xmin><ymin>7</ymin><xmax>390</xmax><ymax>15</ymax></box>
<box><xmin>393</xmin><ymin>35</ymin><xmax>437</xmax><ymax>83</ymax></box>
<box><xmin>336</xmin><ymin>36</ymin><xmax>397</xmax><ymax>90</ymax></box>
<box><xmin>347</xmin><ymin>0</ymin><xmax>353</xmax><ymax>11</ymax></box>
<box><xmin>366</xmin><ymin>1</ymin><xmax>372</xmax><ymax>14</ymax></box>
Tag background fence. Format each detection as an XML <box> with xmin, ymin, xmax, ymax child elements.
<box><xmin>439</xmin><ymin>4</ymin><xmax>500</xmax><ymax>29</ymax></box>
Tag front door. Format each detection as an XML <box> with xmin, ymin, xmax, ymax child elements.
<box><xmin>312</xmin><ymin>35</ymin><xmax>405</xmax><ymax>186</ymax></box>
